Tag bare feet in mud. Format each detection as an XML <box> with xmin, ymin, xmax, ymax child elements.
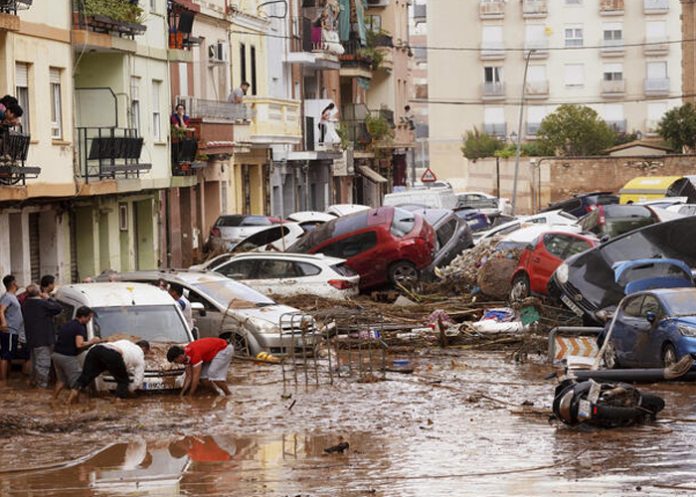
<box><xmin>66</xmin><ymin>389</ymin><xmax>79</xmax><ymax>405</ymax></box>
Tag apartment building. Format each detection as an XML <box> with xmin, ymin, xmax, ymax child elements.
<box><xmin>428</xmin><ymin>0</ymin><xmax>681</xmax><ymax>189</ymax></box>
<box><xmin>410</xmin><ymin>0</ymin><xmax>428</xmax><ymax>183</ymax></box>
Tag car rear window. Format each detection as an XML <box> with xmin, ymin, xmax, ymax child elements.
<box><xmin>436</xmin><ymin>219</ymin><xmax>457</xmax><ymax>249</ymax></box>
<box><xmin>391</xmin><ymin>208</ymin><xmax>417</xmax><ymax>238</ymax></box>
<box><xmin>288</xmin><ymin>213</ymin><xmax>369</xmax><ymax>253</ymax></box>
<box><xmin>215</xmin><ymin>215</ymin><xmax>245</xmax><ymax>227</ymax></box>
<box><xmin>604</xmin><ymin>205</ymin><xmax>653</xmax><ymax>218</ymax></box>
<box><xmin>241</xmin><ymin>216</ymin><xmax>273</xmax><ymax>227</ymax></box>
<box><xmin>321</xmin><ymin>231</ymin><xmax>378</xmax><ymax>259</ymax></box>
<box><xmin>331</xmin><ymin>263</ymin><xmax>358</xmax><ymax>277</ymax></box>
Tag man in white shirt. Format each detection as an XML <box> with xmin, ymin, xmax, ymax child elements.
<box><xmin>67</xmin><ymin>339</ymin><xmax>149</xmax><ymax>403</ymax></box>
<box><xmin>169</xmin><ymin>283</ymin><xmax>194</xmax><ymax>330</ymax></box>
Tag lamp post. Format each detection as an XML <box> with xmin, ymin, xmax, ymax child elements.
<box><xmin>510</xmin><ymin>48</ymin><xmax>535</xmax><ymax>216</ymax></box>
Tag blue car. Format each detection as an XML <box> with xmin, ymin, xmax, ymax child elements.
<box><xmin>601</xmin><ymin>287</ymin><xmax>696</xmax><ymax>368</ymax></box>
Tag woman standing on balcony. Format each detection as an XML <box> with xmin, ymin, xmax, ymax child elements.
<box><xmin>319</xmin><ymin>103</ymin><xmax>340</xmax><ymax>147</ymax></box>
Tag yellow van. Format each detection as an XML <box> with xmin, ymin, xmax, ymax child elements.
<box><xmin>618</xmin><ymin>176</ymin><xmax>696</xmax><ymax>204</ymax></box>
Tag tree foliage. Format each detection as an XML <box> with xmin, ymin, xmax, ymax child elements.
<box><xmin>657</xmin><ymin>103</ymin><xmax>696</xmax><ymax>152</ymax></box>
<box><xmin>461</xmin><ymin>128</ymin><xmax>504</xmax><ymax>160</ymax></box>
<box><xmin>536</xmin><ymin>104</ymin><xmax>616</xmax><ymax>156</ymax></box>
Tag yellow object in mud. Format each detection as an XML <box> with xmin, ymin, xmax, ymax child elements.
<box><xmin>255</xmin><ymin>351</ymin><xmax>280</xmax><ymax>364</ymax></box>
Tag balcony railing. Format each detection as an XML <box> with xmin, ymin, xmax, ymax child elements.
<box><xmin>0</xmin><ymin>0</ymin><xmax>31</xmax><ymax>15</ymax></box>
<box><xmin>522</xmin><ymin>0</ymin><xmax>547</xmax><ymax>18</ymax></box>
<box><xmin>480</xmin><ymin>41</ymin><xmax>505</xmax><ymax>60</ymax></box>
<box><xmin>72</xmin><ymin>1</ymin><xmax>147</xmax><ymax>38</ymax></box>
<box><xmin>526</xmin><ymin>80</ymin><xmax>549</xmax><ymax>97</ymax></box>
<box><xmin>413</xmin><ymin>3</ymin><xmax>426</xmax><ymax>23</ymax></box>
<box><xmin>601</xmin><ymin>79</ymin><xmax>626</xmax><ymax>96</ymax></box>
<box><xmin>76</xmin><ymin>127</ymin><xmax>151</xmax><ymax>182</ymax></box>
<box><xmin>606</xmin><ymin>119</ymin><xmax>627</xmax><ymax>133</ymax></box>
<box><xmin>644</xmin><ymin>0</ymin><xmax>669</xmax><ymax>14</ymax></box>
<box><xmin>483</xmin><ymin>123</ymin><xmax>507</xmax><ymax>138</ymax></box>
<box><xmin>339</xmin><ymin>39</ymin><xmax>374</xmax><ymax>72</ymax></box>
<box><xmin>247</xmin><ymin>97</ymin><xmax>302</xmax><ymax>144</ymax></box>
<box><xmin>177</xmin><ymin>97</ymin><xmax>251</xmax><ymax>122</ymax></box>
<box><xmin>644</xmin><ymin>36</ymin><xmax>669</xmax><ymax>55</ymax></box>
<box><xmin>601</xmin><ymin>38</ymin><xmax>624</xmax><ymax>55</ymax></box>
<box><xmin>167</xmin><ymin>0</ymin><xmax>200</xmax><ymax>50</ymax></box>
<box><xmin>290</xmin><ymin>17</ymin><xmax>343</xmax><ymax>58</ymax></box>
<box><xmin>600</xmin><ymin>0</ymin><xmax>624</xmax><ymax>15</ymax></box>
<box><xmin>171</xmin><ymin>136</ymin><xmax>200</xmax><ymax>176</ymax></box>
<box><xmin>342</xmin><ymin>104</ymin><xmax>372</xmax><ymax>150</ymax></box>
<box><xmin>482</xmin><ymin>82</ymin><xmax>505</xmax><ymax>99</ymax></box>
<box><xmin>0</xmin><ymin>128</ymin><xmax>39</xmax><ymax>185</ymax></box>
<box><xmin>644</xmin><ymin>77</ymin><xmax>670</xmax><ymax>96</ymax></box>
<box><xmin>480</xmin><ymin>0</ymin><xmax>505</xmax><ymax>19</ymax></box>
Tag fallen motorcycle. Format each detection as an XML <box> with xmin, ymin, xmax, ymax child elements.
<box><xmin>552</xmin><ymin>379</ymin><xmax>665</xmax><ymax>428</ymax></box>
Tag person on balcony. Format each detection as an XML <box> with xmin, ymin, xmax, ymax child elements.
<box><xmin>0</xmin><ymin>95</ymin><xmax>23</xmax><ymax>129</ymax></box>
<box><xmin>319</xmin><ymin>103</ymin><xmax>340</xmax><ymax>146</ymax></box>
<box><xmin>170</xmin><ymin>103</ymin><xmax>193</xmax><ymax>133</ymax></box>
<box><xmin>228</xmin><ymin>82</ymin><xmax>250</xmax><ymax>105</ymax></box>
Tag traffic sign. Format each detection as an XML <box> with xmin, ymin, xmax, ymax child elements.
<box><xmin>421</xmin><ymin>167</ymin><xmax>437</xmax><ymax>183</ymax></box>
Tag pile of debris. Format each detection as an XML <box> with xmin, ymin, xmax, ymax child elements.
<box><xmin>431</xmin><ymin>238</ymin><xmax>523</xmax><ymax>299</ymax></box>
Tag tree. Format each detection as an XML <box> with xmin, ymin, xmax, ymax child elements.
<box><xmin>658</xmin><ymin>103</ymin><xmax>696</xmax><ymax>152</ymax></box>
<box><xmin>536</xmin><ymin>104</ymin><xmax>616</xmax><ymax>156</ymax></box>
<box><xmin>462</xmin><ymin>128</ymin><xmax>504</xmax><ymax>161</ymax></box>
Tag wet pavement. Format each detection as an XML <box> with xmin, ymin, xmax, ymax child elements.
<box><xmin>1</xmin><ymin>351</ymin><xmax>696</xmax><ymax>496</ymax></box>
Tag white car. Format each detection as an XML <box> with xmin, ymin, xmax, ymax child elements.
<box><xmin>229</xmin><ymin>222</ymin><xmax>305</xmax><ymax>252</ymax></box>
<box><xmin>287</xmin><ymin>211</ymin><xmax>336</xmax><ymax>232</ymax></box>
<box><xmin>456</xmin><ymin>191</ymin><xmax>512</xmax><ymax>217</ymax></box>
<box><xmin>474</xmin><ymin>209</ymin><xmax>578</xmax><ymax>245</ymax></box>
<box><xmin>325</xmin><ymin>204</ymin><xmax>371</xmax><ymax>217</ymax></box>
<box><xmin>497</xmin><ymin>224</ymin><xmax>583</xmax><ymax>250</ymax></box>
<box><xmin>667</xmin><ymin>203</ymin><xmax>696</xmax><ymax>216</ymax></box>
<box><xmin>207</xmin><ymin>214</ymin><xmax>282</xmax><ymax>250</ymax></box>
<box><xmin>200</xmin><ymin>252</ymin><xmax>360</xmax><ymax>300</ymax></box>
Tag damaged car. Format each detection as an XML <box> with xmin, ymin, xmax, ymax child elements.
<box><xmin>577</xmin><ymin>204</ymin><xmax>668</xmax><ymax>240</ymax></box>
<box><xmin>550</xmin><ymin>217</ymin><xmax>696</xmax><ymax>323</ymax></box>
<box><xmin>207</xmin><ymin>214</ymin><xmax>285</xmax><ymax>251</ymax></box>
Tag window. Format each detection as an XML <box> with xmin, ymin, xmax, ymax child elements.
<box><xmin>484</xmin><ymin>66</ymin><xmax>503</xmax><ymax>84</ymax></box>
<box><xmin>321</xmin><ymin>231</ymin><xmax>378</xmax><ymax>259</ymax></box>
<box><xmin>603</xmin><ymin>63</ymin><xmax>623</xmax><ymax>81</ymax></box>
<box><xmin>49</xmin><ymin>68</ymin><xmax>62</xmax><ymax>139</ymax></box>
<box><xmin>564</xmin><ymin>26</ymin><xmax>583</xmax><ymax>47</ymax></box>
<box><xmin>15</xmin><ymin>62</ymin><xmax>30</xmax><ymax>133</ymax></box>
<box><xmin>566</xmin><ymin>238</ymin><xmax>593</xmax><ymax>257</ymax></box>
<box><xmin>603</xmin><ymin>23</ymin><xmax>622</xmax><ymax>44</ymax></box>
<box><xmin>527</xmin><ymin>105</ymin><xmax>547</xmax><ymax>135</ymax></box>
<box><xmin>297</xmin><ymin>262</ymin><xmax>321</xmax><ymax>276</ymax></box>
<box><xmin>151</xmin><ymin>80</ymin><xmax>161</xmax><ymax>140</ymax></box>
<box><xmin>623</xmin><ymin>296</ymin><xmax>644</xmax><ymax>318</ymax></box>
<box><xmin>436</xmin><ymin>219</ymin><xmax>457</xmax><ymax>249</ymax></box>
<box><xmin>641</xmin><ymin>296</ymin><xmax>661</xmax><ymax>319</ymax></box>
<box><xmin>391</xmin><ymin>208</ymin><xmax>416</xmax><ymax>238</ymax></box>
<box><xmin>366</xmin><ymin>15</ymin><xmax>382</xmax><ymax>33</ymax></box>
<box><xmin>240</xmin><ymin>43</ymin><xmax>247</xmax><ymax>84</ymax></box>
<box><xmin>219</xmin><ymin>260</ymin><xmax>257</xmax><ymax>279</ymax></box>
<box><xmin>482</xmin><ymin>25</ymin><xmax>503</xmax><ymax>50</ymax></box>
<box><xmin>647</xmin><ymin>101</ymin><xmax>668</xmax><ymax>123</ymax></box>
<box><xmin>256</xmin><ymin>260</ymin><xmax>299</xmax><ymax>279</ymax></box>
<box><xmin>564</xmin><ymin>64</ymin><xmax>584</xmax><ymax>87</ymax></box>
<box><xmin>527</xmin><ymin>65</ymin><xmax>546</xmax><ymax>82</ymax></box>
<box><xmin>130</xmin><ymin>77</ymin><xmax>141</xmax><ymax>134</ymax></box>
<box><xmin>646</xmin><ymin>20</ymin><xmax>666</xmax><ymax>42</ymax></box>
<box><xmin>543</xmin><ymin>234</ymin><xmax>570</xmax><ymax>259</ymax></box>
<box><xmin>119</xmin><ymin>204</ymin><xmax>128</xmax><ymax>231</ymax></box>
<box><xmin>525</xmin><ymin>24</ymin><xmax>546</xmax><ymax>50</ymax></box>
<box><xmin>484</xmin><ymin>106</ymin><xmax>505</xmax><ymax>124</ymax></box>
<box><xmin>250</xmin><ymin>45</ymin><xmax>257</xmax><ymax>96</ymax></box>
<box><xmin>647</xmin><ymin>61</ymin><xmax>667</xmax><ymax>79</ymax></box>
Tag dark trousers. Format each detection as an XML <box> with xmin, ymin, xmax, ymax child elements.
<box><xmin>74</xmin><ymin>346</ymin><xmax>130</xmax><ymax>398</ymax></box>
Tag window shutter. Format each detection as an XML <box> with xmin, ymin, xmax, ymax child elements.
<box><xmin>49</xmin><ymin>68</ymin><xmax>61</xmax><ymax>85</ymax></box>
<box><xmin>16</xmin><ymin>63</ymin><xmax>29</xmax><ymax>87</ymax></box>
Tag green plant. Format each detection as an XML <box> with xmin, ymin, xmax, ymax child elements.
<box><xmin>461</xmin><ymin>128</ymin><xmax>504</xmax><ymax>160</ymax></box>
<box><xmin>536</xmin><ymin>104</ymin><xmax>616</xmax><ymax>156</ymax></box>
<box><xmin>335</xmin><ymin>123</ymin><xmax>350</xmax><ymax>150</ymax></box>
<box><xmin>366</xmin><ymin>115</ymin><xmax>394</xmax><ymax>144</ymax></box>
<box><xmin>83</xmin><ymin>0</ymin><xmax>144</xmax><ymax>23</ymax></box>
<box><xmin>658</xmin><ymin>103</ymin><xmax>696</xmax><ymax>152</ymax></box>
<box><xmin>357</xmin><ymin>47</ymin><xmax>384</xmax><ymax>71</ymax></box>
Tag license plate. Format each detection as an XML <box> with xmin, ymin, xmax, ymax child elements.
<box><xmin>561</xmin><ymin>294</ymin><xmax>584</xmax><ymax>317</ymax></box>
<box><xmin>577</xmin><ymin>399</ymin><xmax>592</xmax><ymax>421</ymax></box>
<box><xmin>142</xmin><ymin>381</ymin><xmax>166</xmax><ymax>391</ymax></box>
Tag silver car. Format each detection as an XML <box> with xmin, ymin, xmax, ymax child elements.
<box><xmin>108</xmin><ymin>271</ymin><xmax>317</xmax><ymax>357</ymax></box>
<box><xmin>207</xmin><ymin>214</ymin><xmax>282</xmax><ymax>251</ymax></box>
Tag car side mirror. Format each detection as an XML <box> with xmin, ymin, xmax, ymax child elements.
<box><xmin>646</xmin><ymin>311</ymin><xmax>657</xmax><ymax>324</ymax></box>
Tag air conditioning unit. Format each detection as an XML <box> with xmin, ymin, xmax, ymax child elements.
<box><xmin>208</xmin><ymin>42</ymin><xmax>226</xmax><ymax>62</ymax></box>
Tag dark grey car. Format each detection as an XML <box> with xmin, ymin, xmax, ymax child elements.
<box><xmin>404</xmin><ymin>207</ymin><xmax>474</xmax><ymax>278</ymax></box>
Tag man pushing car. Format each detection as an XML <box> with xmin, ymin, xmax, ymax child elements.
<box><xmin>166</xmin><ymin>337</ymin><xmax>233</xmax><ymax>396</ymax></box>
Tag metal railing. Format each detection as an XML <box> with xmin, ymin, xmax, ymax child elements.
<box><xmin>644</xmin><ymin>36</ymin><xmax>669</xmax><ymax>54</ymax></box>
<box><xmin>601</xmin><ymin>79</ymin><xmax>626</xmax><ymax>95</ymax></box>
<box><xmin>600</xmin><ymin>0</ymin><xmax>624</xmax><ymax>13</ymax></box>
<box><xmin>76</xmin><ymin>127</ymin><xmax>151</xmax><ymax>181</ymax></box>
<box><xmin>644</xmin><ymin>77</ymin><xmax>670</xmax><ymax>95</ymax></box>
<box><xmin>522</xmin><ymin>0</ymin><xmax>547</xmax><ymax>16</ymax></box>
<box><xmin>176</xmin><ymin>97</ymin><xmax>251</xmax><ymax>122</ymax></box>
<box><xmin>601</xmin><ymin>38</ymin><xmax>624</xmax><ymax>52</ymax></box>
<box><xmin>526</xmin><ymin>122</ymin><xmax>541</xmax><ymax>136</ymax></box>
<box><xmin>480</xmin><ymin>41</ymin><xmax>505</xmax><ymax>58</ymax></box>
<box><xmin>0</xmin><ymin>127</ymin><xmax>39</xmax><ymax>185</ymax></box>
<box><xmin>0</xmin><ymin>0</ymin><xmax>32</xmax><ymax>15</ymax></box>
<box><xmin>72</xmin><ymin>0</ymin><xmax>146</xmax><ymax>38</ymax></box>
<box><xmin>482</xmin><ymin>82</ymin><xmax>505</xmax><ymax>97</ymax></box>
<box><xmin>342</xmin><ymin>104</ymin><xmax>372</xmax><ymax>150</ymax></box>
<box><xmin>479</xmin><ymin>0</ymin><xmax>505</xmax><ymax>17</ymax></box>
<box><xmin>644</xmin><ymin>0</ymin><xmax>669</xmax><ymax>13</ymax></box>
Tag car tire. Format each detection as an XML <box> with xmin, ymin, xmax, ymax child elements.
<box><xmin>220</xmin><ymin>330</ymin><xmax>260</xmax><ymax>357</ymax></box>
<box><xmin>510</xmin><ymin>274</ymin><xmax>530</xmax><ymax>302</ymax></box>
<box><xmin>662</xmin><ymin>343</ymin><xmax>678</xmax><ymax>368</ymax></box>
<box><xmin>389</xmin><ymin>261</ymin><xmax>419</xmax><ymax>287</ymax></box>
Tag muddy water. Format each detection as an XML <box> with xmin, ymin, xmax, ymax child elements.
<box><xmin>1</xmin><ymin>351</ymin><xmax>695</xmax><ymax>496</ymax></box>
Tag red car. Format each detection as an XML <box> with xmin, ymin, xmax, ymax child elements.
<box><xmin>510</xmin><ymin>231</ymin><xmax>598</xmax><ymax>300</ymax></box>
<box><xmin>287</xmin><ymin>207</ymin><xmax>436</xmax><ymax>290</ymax></box>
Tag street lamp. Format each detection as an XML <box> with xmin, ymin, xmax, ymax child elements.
<box><xmin>510</xmin><ymin>48</ymin><xmax>536</xmax><ymax>216</ymax></box>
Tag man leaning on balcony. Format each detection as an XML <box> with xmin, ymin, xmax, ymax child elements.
<box><xmin>228</xmin><ymin>82</ymin><xmax>250</xmax><ymax>105</ymax></box>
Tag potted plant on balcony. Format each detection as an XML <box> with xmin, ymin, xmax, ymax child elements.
<box><xmin>76</xmin><ymin>0</ymin><xmax>146</xmax><ymax>36</ymax></box>
<box><xmin>366</xmin><ymin>114</ymin><xmax>394</xmax><ymax>146</ymax></box>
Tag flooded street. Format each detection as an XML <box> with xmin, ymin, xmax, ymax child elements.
<box><xmin>1</xmin><ymin>351</ymin><xmax>695</xmax><ymax>496</ymax></box>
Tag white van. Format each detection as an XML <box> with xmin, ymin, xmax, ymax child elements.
<box><xmin>54</xmin><ymin>283</ymin><xmax>194</xmax><ymax>392</ymax></box>
<box><xmin>382</xmin><ymin>187</ymin><xmax>458</xmax><ymax>210</ymax></box>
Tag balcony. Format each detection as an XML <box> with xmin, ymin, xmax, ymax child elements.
<box><xmin>480</xmin><ymin>0</ymin><xmax>505</xmax><ymax>19</ymax></box>
<box><xmin>644</xmin><ymin>77</ymin><xmax>670</xmax><ymax>96</ymax></box>
<box><xmin>287</xmin><ymin>17</ymin><xmax>341</xmax><ymax>69</ymax></box>
<box><xmin>606</xmin><ymin>119</ymin><xmax>627</xmax><ymax>133</ymax></box>
<box><xmin>75</xmin><ymin>127</ymin><xmax>151</xmax><ymax>182</ymax></box>
<box><xmin>483</xmin><ymin>123</ymin><xmax>507</xmax><ymax>138</ymax></box>
<box><xmin>644</xmin><ymin>0</ymin><xmax>669</xmax><ymax>14</ymax></box>
<box><xmin>601</xmin><ymin>79</ymin><xmax>626</xmax><ymax>97</ymax></box>
<box><xmin>644</xmin><ymin>36</ymin><xmax>669</xmax><ymax>55</ymax></box>
<box><xmin>413</xmin><ymin>3</ymin><xmax>426</xmax><ymax>24</ymax></box>
<box><xmin>0</xmin><ymin>128</ymin><xmax>40</xmax><ymax>186</ymax></box>
<box><xmin>0</xmin><ymin>0</ymin><xmax>31</xmax><ymax>31</ymax></box>
<box><xmin>481</xmin><ymin>82</ymin><xmax>505</xmax><ymax>101</ymax></box>
<box><xmin>522</xmin><ymin>0</ymin><xmax>547</xmax><ymax>18</ymax></box>
<box><xmin>524</xmin><ymin>39</ymin><xmax>549</xmax><ymax>59</ymax></box>
<box><xmin>525</xmin><ymin>80</ymin><xmax>549</xmax><ymax>99</ymax></box>
<box><xmin>526</xmin><ymin>122</ymin><xmax>541</xmax><ymax>137</ymax></box>
<box><xmin>339</xmin><ymin>39</ymin><xmax>374</xmax><ymax>79</ymax></box>
<box><xmin>342</xmin><ymin>104</ymin><xmax>372</xmax><ymax>151</ymax></box>
<box><xmin>480</xmin><ymin>41</ymin><xmax>505</xmax><ymax>61</ymax></box>
<box><xmin>600</xmin><ymin>0</ymin><xmax>624</xmax><ymax>15</ymax></box>
<box><xmin>600</xmin><ymin>38</ymin><xmax>625</xmax><ymax>56</ymax></box>
<box><xmin>72</xmin><ymin>0</ymin><xmax>147</xmax><ymax>52</ymax></box>
<box><xmin>167</xmin><ymin>0</ymin><xmax>200</xmax><ymax>61</ymax></box>
<box><xmin>246</xmin><ymin>98</ymin><xmax>302</xmax><ymax>145</ymax></box>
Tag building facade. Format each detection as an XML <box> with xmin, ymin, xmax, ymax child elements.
<box><xmin>428</xmin><ymin>0</ymin><xmax>681</xmax><ymax>190</ymax></box>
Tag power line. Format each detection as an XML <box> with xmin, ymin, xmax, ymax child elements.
<box><xmin>412</xmin><ymin>93</ymin><xmax>696</xmax><ymax>107</ymax></box>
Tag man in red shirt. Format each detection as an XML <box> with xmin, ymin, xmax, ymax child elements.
<box><xmin>167</xmin><ymin>337</ymin><xmax>233</xmax><ymax>396</ymax></box>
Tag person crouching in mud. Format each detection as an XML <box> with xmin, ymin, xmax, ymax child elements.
<box><xmin>67</xmin><ymin>339</ymin><xmax>150</xmax><ymax>403</ymax></box>
<box><xmin>166</xmin><ymin>337</ymin><xmax>233</xmax><ymax>397</ymax></box>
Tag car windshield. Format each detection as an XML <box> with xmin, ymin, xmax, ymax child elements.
<box><xmin>391</xmin><ymin>208</ymin><xmax>417</xmax><ymax>237</ymax></box>
<box><xmin>664</xmin><ymin>292</ymin><xmax>696</xmax><ymax>316</ymax></box>
<box><xmin>216</xmin><ymin>216</ymin><xmax>270</xmax><ymax>227</ymax></box>
<box><xmin>192</xmin><ymin>280</ymin><xmax>275</xmax><ymax>308</ymax></box>
<box><xmin>92</xmin><ymin>305</ymin><xmax>190</xmax><ymax>342</ymax></box>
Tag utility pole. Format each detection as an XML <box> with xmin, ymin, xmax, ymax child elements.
<box><xmin>511</xmin><ymin>49</ymin><xmax>535</xmax><ymax>216</ymax></box>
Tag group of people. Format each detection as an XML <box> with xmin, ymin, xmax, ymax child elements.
<box><xmin>0</xmin><ymin>273</ymin><xmax>235</xmax><ymax>402</ymax></box>
<box><xmin>169</xmin><ymin>82</ymin><xmax>251</xmax><ymax>135</ymax></box>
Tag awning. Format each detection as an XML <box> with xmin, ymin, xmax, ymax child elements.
<box><xmin>357</xmin><ymin>165</ymin><xmax>387</xmax><ymax>184</ymax></box>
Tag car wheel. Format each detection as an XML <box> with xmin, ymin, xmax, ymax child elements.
<box><xmin>389</xmin><ymin>261</ymin><xmax>418</xmax><ymax>287</ymax></box>
<box><xmin>510</xmin><ymin>274</ymin><xmax>530</xmax><ymax>302</ymax></box>
<box><xmin>220</xmin><ymin>331</ymin><xmax>258</xmax><ymax>357</ymax></box>
<box><xmin>662</xmin><ymin>343</ymin><xmax>678</xmax><ymax>368</ymax></box>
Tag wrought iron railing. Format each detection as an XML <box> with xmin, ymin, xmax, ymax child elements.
<box><xmin>0</xmin><ymin>127</ymin><xmax>39</xmax><ymax>185</ymax></box>
<box><xmin>76</xmin><ymin>127</ymin><xmax>151</xmax><ymax>181</ymax></box>
<box><xmin>177</xmin><ymin>97</ymin><xmax>251</xmax><ymax>122</ymax></box>
<box><xmin>72</xmin><ymin>0</ymin><xmax>146</xmax><ymax>38</ymax></box>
